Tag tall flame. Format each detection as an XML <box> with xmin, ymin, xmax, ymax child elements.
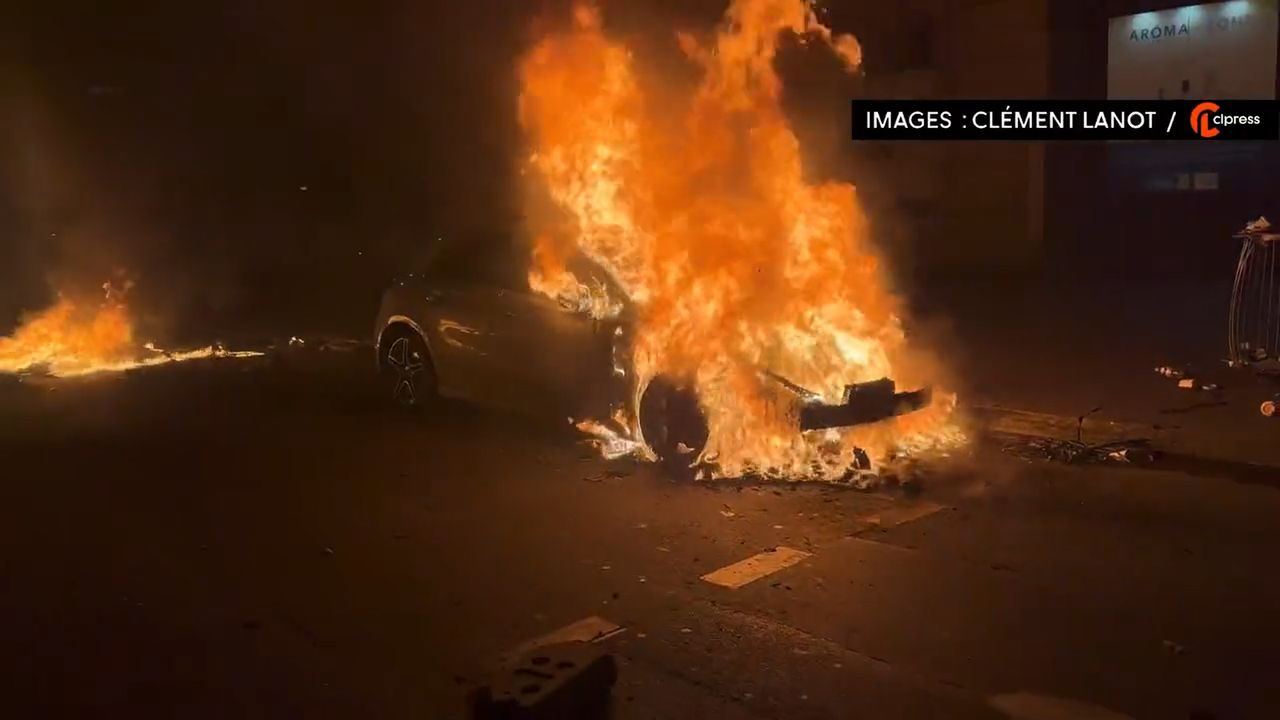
<box><xmin>519</xmin><ymin>0</ymin><xmax>961</xmax><ymax>479</ymax></box>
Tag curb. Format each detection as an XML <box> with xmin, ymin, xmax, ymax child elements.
<box><xmin>968</xmin><ymin>404</ymin><xmax>1280</xmax><ymax>476</ymax></box>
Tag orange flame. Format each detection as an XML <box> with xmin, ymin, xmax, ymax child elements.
<box><xmin>0</xmin><ymin>281</ymin><xmax>262</xmax><ymax>378</ymax></box>
<box><xmin>519</xmin><ymin>1</ymin><xmax>962</xmax><ymax>479</ymax></box>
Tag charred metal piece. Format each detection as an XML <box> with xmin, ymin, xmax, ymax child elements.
<box><xmin>799</xmin><ymin>378</ymin><xmax>932</xmax><ymax>431</ymax></box>
<box><xmin>470</xmin><ymin>641</ymin><xmax>617</xmax><ymax>720</ymax></box>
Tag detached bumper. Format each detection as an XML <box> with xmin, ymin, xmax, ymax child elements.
<box><xmin>798</xmin><ymin>378</ymin><xmax>932</xmax><ymax>431</ymax></box>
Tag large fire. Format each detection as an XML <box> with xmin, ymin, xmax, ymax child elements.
<box><xmin>0</xmin><ymin>281</ymin><xmax>262</xmax><ymax>378</ymax></box>
<box><xmin>518</xmin><ymin>0</ymin><xmax>963</xmax><ymax>480</ymax></box>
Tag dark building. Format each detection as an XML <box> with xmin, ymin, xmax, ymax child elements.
<box><xmin>1050</xmin><ymin>0</ymin><xmax>1279</xmax><ymax>280</ymax></box>
<box><xmin>845</xmin><ymin>0</ymin><xmax>1050</xmax><ymax>279</ymax></box>
<box><xmin>848</xmin><ymin>0</ymin><xmax>1278</xmax><ymax>282</ymax></box>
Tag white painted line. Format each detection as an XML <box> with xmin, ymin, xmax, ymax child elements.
<box><xmin>701</xmin><ymin>546</ymin><xmax>812</xmax><ymax>589</ymax></box>
<box><xmin>509</xmin><ymin>616</ymin><xmax>624</xmax><ymax>658</ymax></box>
<box><xmin>848</xmin><ymin>536</ymin><xmax>916</xmax><ymax>553</ymax></box>
<box><xmin>861</xmin><ymin>501</ymin><xmax>946</xmax><ymax>529</ymax></box>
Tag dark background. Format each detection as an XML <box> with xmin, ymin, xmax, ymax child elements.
<box><xmin>0</xmin><ymin>0</ymin><xmax>880</xmax><ymax>343</ymax></box>
<box><xmin>1</xmin><ymin>1</ymin><xmax>536</xmax><ymax>341</ymax></box>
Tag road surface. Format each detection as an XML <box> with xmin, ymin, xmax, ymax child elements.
<box><xmin>1</xmin><ymin>351</ymin><xmax>1277</xmax><ymax>719</ymax></box>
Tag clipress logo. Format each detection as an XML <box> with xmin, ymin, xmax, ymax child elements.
<box><xmin>1190</xmin><ymin>101</ymin><xmax>1261</xmax><ymax>139</ymax></box>
<box><xmin>1190</xmin><ymin>102</ymin><xmax>1220</xmax><ymax>138</ymax></box>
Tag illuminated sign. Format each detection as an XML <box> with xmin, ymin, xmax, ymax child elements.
<box><xmin>1109</xmin><ymin>0</ymin><xmax>1278</xmax><ymax>100</ymax></box>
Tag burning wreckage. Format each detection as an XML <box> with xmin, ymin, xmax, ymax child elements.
<box><xmin>377</xmin><ymin>1</ymin><xmax>961</xmax><ymax>482</ymax></box>
<box><xmin>375</xmin><ymin>253</ymin><xmax>937</xmax><ymax>482</ymax></box>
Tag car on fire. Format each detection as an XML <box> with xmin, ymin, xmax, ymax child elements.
<box><xmin>374</xmin><ymin>231</ymin><xmax>932</xmax><ymax>470</ymax></box>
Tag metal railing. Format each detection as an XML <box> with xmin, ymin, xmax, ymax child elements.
<box><xmin>1229</xmin><ymin>225</ymin><xmax>1280</xmax><ymax>365</ymax></box>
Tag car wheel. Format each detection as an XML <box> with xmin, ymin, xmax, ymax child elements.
<box><xmin>379</xmin><ymin>325</ymin><xmax>436</xmax><ymax>409</ymax></box>
<box><xmin>639</xmin><ymin>377</ymin><xmax>709</xmax><ymax>479</ymax></box>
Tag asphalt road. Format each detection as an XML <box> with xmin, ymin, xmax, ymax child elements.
<box><xmin>1</xmin><ymin>351</ymin><xmax>1278</xmax><ymax>719</ymax></box>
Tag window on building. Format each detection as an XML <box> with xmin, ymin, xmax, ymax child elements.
<box><xmin>900</xmin><ymin>18</ymin><xmax>935</xmax><ymax>71</ymax></box>
<box><xmin>864</xmin><ymin>17</ymin><xmax>934</xmax><ymax>73</ymax></box>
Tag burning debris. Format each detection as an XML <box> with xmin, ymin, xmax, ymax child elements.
<box><xmin>517</xmin><ymin>0</ymin><xmax>963</xmax><ymax>481</ymax></box>
<box><xmin>0</xmin><ymin>280</ymin><xmax>263</xmax><ymax>378</ymax></box>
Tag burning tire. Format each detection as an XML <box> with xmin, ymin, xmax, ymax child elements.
<box><xmin>378</xmin><ymin>324</ymin><xmax>437</xmax><ymax>409</ymax></box>
<box><xmin>639</xmin><ymin>377</ymin><xmax>708</xmax><ymax>477</ymax></box>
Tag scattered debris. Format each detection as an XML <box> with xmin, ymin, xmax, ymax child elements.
<box><xmin>1174</xmin><ymin>378</ymin><xmax>1221</xmax><ymax>392</ymax></box>
<box><xmin>583</xmin><ymin>468</ymin><xmax>630</xmax><ymax>483</ymax></box>
<box><xmin>1262</xmin><ymin>398</ymin><xmax>1279</xmax><ymax>418</ymax></box>
<box><xmin>1001</xmin><ymin>436</ymin><xmax>1157</xmax><ymax>466</ymax></box>
<box><xmin>1107</xmin><ymin>446</ymin><xmax>1155</xmax><ymax>464</ymax></box>
<box><xmin>317</xmin><ymin>338</ymin><xmax>363</xmax><ymax>353</ymax></box>
<box><xmin>1154</xmin><ymin>366</ymin><xmax>1185</xmax><ymax>378</ymax></box>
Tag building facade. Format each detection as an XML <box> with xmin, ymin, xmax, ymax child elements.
<box><xmin>845</xmin><ymin>0</ymin><xmax>1279</xmax><ymax>280</ymax></box>
<box><xmin>842</xmin><ymin>0</ymin><xmax>1051</xmax><ymax>279</ymax></box>
<box><xmin>1050</xmin><ymin>0</ymin><xmax>1280</xmax><ymax>279</ymax></box>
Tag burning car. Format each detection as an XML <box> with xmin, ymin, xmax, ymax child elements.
<box><xmin>373</xmin><ymin>230</ymin><xmax>933</xmax><ymax>476</ymax></box>
<box><xmin>375</xmin><ymin>0</ymin><xmax>959</xmax><ymax>480</ymax></box>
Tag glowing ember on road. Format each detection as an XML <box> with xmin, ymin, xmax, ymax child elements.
<box><xmin>0</xmin><ymin>282</ymin><xmax>263</xmax><ymax>378</ymax></box>
<box><xmin>519</xmin><ymin>0</ymin><xmax>964</xmax><ymax>479</ymax></box>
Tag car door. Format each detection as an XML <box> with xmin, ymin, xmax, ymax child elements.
<box><xmin>486</xmin><ymin>287</ymin><xmax>616</xmax><ymax>418</ymax></box>
<box><xmin>417</xmin><ymin>233</ymin><xmax>539</xmax><ymax>408</ymax></box>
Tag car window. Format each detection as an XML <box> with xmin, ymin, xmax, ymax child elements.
<box><xmin>424</xmin><ymin>231</ymin><xmax>528</xmax><ymax>290</ymax></box>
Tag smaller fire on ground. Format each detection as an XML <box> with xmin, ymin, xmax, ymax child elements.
<box><xmin>0</xmin><ymin>280</ymin><xmax>262</xmax><ymax>378</ymax></box>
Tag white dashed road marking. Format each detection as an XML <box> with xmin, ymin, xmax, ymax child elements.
<box><xmin>858</xmin><ymin>501</ymin><xmax>947</xmax><ymax>530</ymax></box>
<box><xmin>701</xmin><ymin>546</ymin><xmax>813</xmax><ymax>589</ymax></box>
